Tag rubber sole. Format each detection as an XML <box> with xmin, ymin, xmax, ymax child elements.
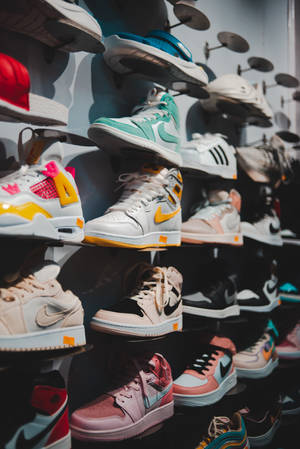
<box><xmin>248</xmin><ymin>418</ymin><xmax>280</xmax><ymax>447</ymax></box>
<box><xmin>277</xmin><ymin>350</ymin><xmax>300</xmax><ymax>359</ymax></box>
<box><xmin>0</xmin><ymin>325</ymin><xmax>86</xmax><ymax>351</ymax></box>
<box><xmin>183</xmin><ymin>304</ymin><xmax>240</xmax><ymax>319</ymax></box>
<box><xmin>180</xmin><ymin>160</ymin><xmax>237</xmax><ymax>180</ymax></box>
<box><xmin>173</xmin><ymin>371</ymin><xmax>237</xmax><ymax>407</ymax></box>
<box><xmin>90</xmin><ymin>314</ymin><xmax>182</xmax><ymax>337</ymax></box>
<box><xmin>235</xmin><ymin>357</ymin><xmax>279</xmax><ymax>379</ymax></box>
<box><xmin>181</xmin><ymin>232</ymin><xmax>243</xmax><ymax>246</ymax></box>
<box><xmin>71</xmin><ymin>401</ymin><xmax>174</xmax><ymax>442</ymax></box>
<box><xmin>238</xmin><ymin>298</ymin><xmax>280</xmax><ymax>313</ymax></box>
<box><xmin>242</xmin><ymin>229</ymin><xmax>283</xmax><ymax>247</ymax></box>
<box><xmin>0</xmin><ymin>214</ymin><xmax>84</xmax><ymax>243</ymax></box>
<box><xmin>280</xmin><ymin>293</ymin><xmax>300</xmax><ymax>303</ymax></box>
<box><xmin>88</xmin><ymin>124</ymin><xmax>182</xmax><ymax>167</ymax></box>
<box><xmin>84</xmin><ymin>230</ymin><xmax>181</xmax><ymax>248</ymax></box>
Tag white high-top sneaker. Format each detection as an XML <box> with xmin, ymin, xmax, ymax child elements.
<box><xmin>85</xmin><ymin>165</ymin><xmax>183</xmax><ymax>248</ymax></box>
<box><xmin>0</xmin><ymin>130</ymin><xmax>84</xmax><ymax>242</ymax></box>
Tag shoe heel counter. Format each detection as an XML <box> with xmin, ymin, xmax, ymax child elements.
<box><xmin>46</xmin><ymin>406</ymin><xmax>70</xmax><ymax>447</ymax></box>
<box><xmin>62</xmin><ymin>303</ymin><xmax>84</xmax><ymax>327</ymax></box>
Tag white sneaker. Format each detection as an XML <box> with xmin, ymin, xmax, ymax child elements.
<box><xmin>85</xmin><ymin>166</ymin><xmax>183</xmax><ymax>248</ymax></box>
<box><xmin>0</xmin><ymin>130</ymin><xmax>84</xmax><ymax>242</ymax></box>
<box><xmin>88</xmin><ymin>88</ymin><xmax>182</xmax><ymax>166</ymax></box>
<box><xmin>103</xmin><ymin>31</ymin><xmax>208</xmax><ymax>88</ymax></box>
<box><xmin>241</xmin><ymin>210</ymin><xmax>282</xmax><ymax>246</ymax></box>
<box><xmin>181</xmin><ymin>133</ymin><xmax>237</xmax><ymax>179</ymax></box>
<box><xmin>0</xmin><ymin>262</ymin><xmax>86</xmax><ymax>351</ymax></box>
<box><xmin>0</xmin><ymin>0</ymin><xmax>104</xmax><ymax>53</ymax></box>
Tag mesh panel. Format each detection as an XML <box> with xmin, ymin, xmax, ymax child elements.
<box><xmin>30</xmin><ymin>178</ymin><xmax>58</xmax><ymax>199</ymax></box>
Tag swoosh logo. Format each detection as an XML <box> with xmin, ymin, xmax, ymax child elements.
<box><xmin>220</xmin><ymin>360</ymin><xmax>232</xmax><ymax>378</ymax></box>
<box><xmin>164</xmin><ymin>300</ymin><xmax>181</xmax><ymax>316</ymax></box>
<box><xmin>270</xmin><ymin>222</ymin><xmax>280</xmax><ymax>234</ymax></box>
<box><xmin>157</xmin><ymin>122</ymin><xmax>179</xmax><ymax>144</ymax></box>
<box><xmin>266</xmin><ymin>281</ymin><xmax>277</xmax><ymax>295</ymax></box>
<box><xmin>224</xmin><ymin>289</ymin><xmax>236</xmax><ymax>305</ymax></box>
<box><xmin>16</xmin><ymin>403</ymin><xmax>66</xmax><ymax>449</ymax></box>
<box><xmin>154</xmin><ymin>206</ymin><xmax>181</xmax><ymax>223</ymax></box>
<box><xmin>36</xmin><ymin>305</ymin><xmax>69</xmax><ymax>327</ymax></box>
<box><xmin>144</xmin><ymin>383</ymin><xmax>172</xmax><ymax>409</ymax></box>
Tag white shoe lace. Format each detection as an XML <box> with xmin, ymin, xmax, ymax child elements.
<box><xmin>128</xmin><ymin>265</ymin><xmax>171</xmax><ymax>314</ymax></box>
<box><xmin>109</xmin><ymin>171</ymin><xmax>168</xmax><ymax>214</ymax></box>
<box><xmin>198</xmin><ymin>417</ymin><xmax>231</xmax><ymax>448</ymax></box>
<box><xmin>114</xmin><ymin>358</ymin><xmax>150</xmax><ymax>403</ymax></box>
<box><xmin>0</xmin><ymin>274</ymin><xmax>45</xmax><ymax>301</ymax></box>
<box><xmin>132</xmin><ymin>88</ymin><xmax>168</xmax><ymax>117</ymax></box>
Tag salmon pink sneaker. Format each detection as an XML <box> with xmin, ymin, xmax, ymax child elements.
<box><xmin>173</xmin><ymin>336</ymin><xmax>237</xmax><ymax>406</ymax></box>
<box><xmin>277</xmin><ymin>321</ymin><xmax>300</xmax><ymax>359</ymax></box>
<box><xmin>70</xmin><ymin>353</ymin><xmax>174</xmax><ymax>442</ymax></box>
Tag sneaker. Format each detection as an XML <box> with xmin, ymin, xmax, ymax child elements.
<box><xmin>237</xmin><ymin>258</ymin><xmax>280</xmax><ymax>312</ymax></box>
<box><xmin>181</xmin><ymin>133</ymin><xmax>237</xmax><ymax>180</ymax></box>
<box><xmin>0</xmin><ymin>130</ymin><xmax>84</xmax><ymax>242</ymax></box>
<box><xmin>276</xmin><ymin>321</ymin><xmax>300</xmax><ymax>359</ymax></box>
<box><xmin>173</xmin><ymin>336</ymin><xmax>237</xmax><ymax>406</ymax></box>
<box><xmin>103</xmin><ymin>30</ymin><xmax>208</xmax><ymax>88</ymax></box>
<box><xmin>281</xmin><ymin>388</ymin><xmax>300</xmax><ymax>415</ymax></box>
<box><xmin>195</xmin><ymin>413</ymin><xmax>249</xmax><ymax>449</ymax></box>
<box><xmin>0</xmin><ymin>262</ymin><xmax>86</xmax><ymax>351</ymax></box>
<box><xmin>0</xmin><ymin>0</ymin><xmax>104</xmax><ymax>53</ymax></box>
<box><xmin>241</xmin><ymin>186</ymin><xmax>282</xmax><ymax>246</ymax></box>
<box><xmin>279</xmin><ymin>283</ymin><xmax>300</xmax><ymax>303</ymax></box>
<box><xmin>84</xmin><ymin>165</ymin><xmax>182</xmax><ymax>248</ymax></box>
<box><xmin>181</xmin><ymin>189</ymin><xmax>243</xmax><ymax>246</ymax></box>
<box><xmin>3</xmin><ymin>370</ymin><xmax>71</xmax><ymax>449</ymax></box>
<box><xmin>183</xmin><ymin>262</ymin><xmax>239</xmax><ymax>318</ymax></box>
<box><xmin>91</xmin><ymin>264</ymin><xmax>183</xmax><ymax>337</ymax></box>
<box><xmin>202</xmin><ymin>74</ymin><xmax>272</xmax><ymax>119</ymax></box>
<box><xmin>70</xmin><ymin>353</ymin><xmax>174</xmax><ymax>442</ymax></box>
<box><xmin>239</xmin><ymin>403</ymin><xmax>281</xmax><ymax>447</ymax></box>
<box><xmin>0</xmin><ymin>53</ymin><xmax>68</xmax><ymax>125</ymax></box>
<box><xmin>233</xmin><ymin>333</ymin><xmax>279</xmax><ymax>379</ymax></box>
<box><xmin>88</xmin><ymin>88</ymin><xmax>181</xmax><ymax>166</ymax></box>
<box><xmin>237</xmin><ymin>135</ymin><xmax>293</xmax><ymax>185</ymax></box>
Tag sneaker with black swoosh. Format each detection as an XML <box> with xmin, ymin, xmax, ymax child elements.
<box><xmin>91</xmin><ymin>263</ymin><xmax>183</xmax><ymax>337</ymax></box>
<box><xmin>84</xmin><ymin>165</ymin><xmax>183</xmax><ymax>248</ymax></box>
<box><xmin>0</xmin><ymin>261</ymin><xmax>86</xmax><ymax>351</ymax></box>
<box><xmin>173</xmin><ymin>336</ymin><xmax>237</xmax><ymax>406</ymax></box>
<box><xmin>88</xmin><ymin>88</ymin><xmax>182</xmax><ymax>166</ymax></box>
<box><xmin>3</xmin><ymin>370</ymin><xmax>71</xmax><ymax>449</ymax></box>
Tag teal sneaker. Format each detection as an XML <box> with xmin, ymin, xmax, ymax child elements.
<box><xmin>196</xmin><ymin>413</ymin><xmax>249</xmax><ymax>449</ymax></box>
<box><xmin>279</xmin><ymin>282</ymin><xmax>300</xmax><ymax>303</ymax></box>
<box><xmin>88</xmin><ymin>88</ymin><xmax>182</xmax><ymax>166</ymax></box>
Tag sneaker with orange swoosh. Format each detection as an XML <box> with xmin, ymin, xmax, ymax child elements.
<box><xmin>85</xmin><ymin>166</ymin><xmax>183</xmax><ymax>248</ymax></box>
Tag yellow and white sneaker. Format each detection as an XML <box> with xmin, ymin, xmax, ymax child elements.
<box><xmin>85</xmin><ymin>166</ymin><xmax>183</xmax><ymax>248</ymax></box>
<box><xmin>0</xmin><ymin>131</ymin><xmax>84</xmax><ymax>242</ymax></box>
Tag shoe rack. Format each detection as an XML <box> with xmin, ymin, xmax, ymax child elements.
<box><xmin>0</xmin><ymin>1</ymin><xmax>300</xmax><ymax>449</ymax></box>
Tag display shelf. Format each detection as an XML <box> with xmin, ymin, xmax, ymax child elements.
<box><xmin>204</xmin><ymin>32</ymin><xmax>249</xmax><ymax>60</ymax></box>
<box><xmin>237</xmin><ymin>56</ymin><xmax>274</xmax><ymax>76</ymax></box>
<box><xmin>282</xmin><ymin>237</ymin><xmax>300</xmax><ymax>246</ymax></box>
<box><xmin>165</xmin><ymin>1</ymin><xmax>210</xmax><ymax>31</ymax></box>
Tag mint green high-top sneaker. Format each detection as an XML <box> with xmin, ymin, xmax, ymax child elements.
<box><xmin>88</xmin><ymin>88</ymin><xmax>181</xmax><ymax>166</ymax></box>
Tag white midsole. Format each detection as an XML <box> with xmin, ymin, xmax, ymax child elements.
<box><xmin>183</xmin><ymin>304</ymin><xmax>240</xmax><ymax>318</ymax></box>
<box><xmin>181</xmin><ymin>160</ymin><xmax>236</xmax><ymax>180</ymax></box>
<box><xmin>235</xmin><ymin>358</ymin><xmax>278</xmax><ymax>379</ymax></box>
<box><xmin>91</xmin><ymin>315</ymin><xmax>182</xmax><ymax>336</ymax></box>
<box><xmin>248</xmin><ymin>418</ymin><xmax>280</xmax><ymax>447</ymax></box>
<box><xmin>239</xmin><ymin>298</ymin><xmax>280</xmax><ymax>312</ymax></box>
<box><xmin>174</xmin><ymin>371</ymin><xmax>237</xmax><ymax>406</ymax></box>
<box><xmin>242</xmin><ymin>229</ymin><xmax>283</xmax><ymax>246</ymax></box>
<box><xmin>0</xmin><ymin>325</ymin><xmax>86</xmax><ymax>351</ymax></box>
<box><xmin>85</xmin><ymin>230</ymin><xmax>181</xmax><ymax>246</ymax></box>
<box><xmin>181</xmin><ymin>231</ymin><xmax>243</xmax><ymax>245</ymax></box>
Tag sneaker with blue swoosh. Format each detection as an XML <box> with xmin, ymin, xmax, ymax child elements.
<box><xmin>195</xmin><ymin>413</ymin><xmax>250</xmax><ymax>449</ymax></box>
<box><xmin>70</xmin><ymin>353</ymin><xmax>174</xmax><ymax>442</ymax></box>
<box><xmin>88</xmin><ymin>88</ymin><xmax>182</xmax><ymax>166</ymax></box>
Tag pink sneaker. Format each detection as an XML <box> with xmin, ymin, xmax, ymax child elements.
<box><xmin>277</xmin><ymin>322</ymin><xmax>300</xmax><ymax>359</ymax></box>
<box><xmin>70</xmin><ymin>353</ymin><xmax>174</xmax><ymax>441</ymax></box>
<box><xmin>181</xmin><ymin>189</ymin><xmax>243</xmax><ymax>246</ymax></box>
<box><xmin>173</xmin><ymin>336</ymin><xmax>237</xmax><ymax>406</ymax></box>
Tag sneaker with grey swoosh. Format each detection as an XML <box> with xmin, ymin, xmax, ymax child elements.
<box><xmin>183</xmin><ymin>261</ymin><xmax>240</xmax><ymax>318</ymax></box>
<box><xmin>0</xmin><ymin>261</ymin><xmax>86</xmax><ymax>351</ymax></box>
<box><xmin>91</xmin><ymin>263</ymin><xmax>183</xmax><ymax>337</ymax></box>
<box><xmin>3</xmin><ymin>370</ymin><xmax>71</xmax><ymax>449</ymax></box>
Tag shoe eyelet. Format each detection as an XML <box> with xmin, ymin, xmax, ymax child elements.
<box><xmin>4</xmin><ymin>296</ymin><xmax>15</xmax><ymax>302</ymax></box>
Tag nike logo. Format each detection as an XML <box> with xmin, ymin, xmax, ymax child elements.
<box><xmin>224</xmin><ymin>289</ymin><xmax>236</xmax><ymax>305</ymax></box>
<box><xmin>164</xmin><ymin>299</ymin><xmax>181</xmax><ymax>316</ymax></box>
<box><xmin>16</xmin><ymin>404</ymin><xmax>66</xmax><ymax>449</ymax></box>
<box><xmin>266</xmin><ymin>280</ymin><xmax>277</xmax><ymax>295</ymax></box>
<box><xmin>270</xmin><ymin>222</ymin><xmax>280</xmax><ymax>234</ymax></box>
<box><xmin>144</xmin><ymin>383</ymin><xmax>172</xmax><ymax>409</ymax></box>
<box><xmin>157</xmin><ymin>122</ymin><xmax>179</xmax><ymax>144</ymax></box>
<box><xmin>154</xmin><ymin>206</ymin><xmax>181</xmax><ymax>223</ymax></box>
<box><xmin>220</xmin><ymin>360</ymin><xmax>232</xmax><ymax>378</ymax></box>
<box><xmin>36</xmin><ymin>305</ymin><xmax>69</xmax><ymax>327</ymax></box>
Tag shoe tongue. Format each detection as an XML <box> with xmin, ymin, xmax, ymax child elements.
<box><xmin>32</xmin><ymin>262</ymin><xmax>60</xmax><ymax>283</ymax></box>
<box><xmin>208</xmin><ymin>190</ymin><xmax>229</xmax><ymax>204</ymax></box>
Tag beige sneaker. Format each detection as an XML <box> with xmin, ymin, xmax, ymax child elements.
<box><xmin>91</xmin><ymin>263</ymin><xmax>183</xmax><ymax>337</ymax></box>
<box><xmin>0</xmin><ymin>262</ymin><xmax>85</xmax><ymax>351</ymax></box>
<box><xmin>181</xmin><ymin>189</ymin><xmax>243</xmax><ymax>246</ymax></box>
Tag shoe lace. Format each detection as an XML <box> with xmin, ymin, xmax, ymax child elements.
<box><xmin>109</xmin><ymin>171</ymin><xmax>167</xmax><ymax>214</ymax></box>
<box><xmin>187</xmin><ymin>348</ymin><xmax>219</xmax><ymax>375</ymax></box>
<box><xmin>132</xmin><ymin>88</ymin><xmax>167</xmax><ymax>117</ymax></box>
<box><xmin>129</xmin><ymin>265</ymin><xmax>171</xmax><ymax>314</ymax></box>
<box><xmin>0</xmin><ymin>274</ymin><xmax>45</xmax><ymax>301</ymax></box>
<box><xmin>197</xmin><ymin>417</ymin><xmax>231</xmax><ymax>448</ymax></box>
<box><xmin>191</xmin><ymin>199</ymin><xmax>231</xmax><ymax>220</ymax></box>
<box><xmin>243</xmin><ymin>334</ymin><xmax>267</xmax><ymax>353</ymax></box>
